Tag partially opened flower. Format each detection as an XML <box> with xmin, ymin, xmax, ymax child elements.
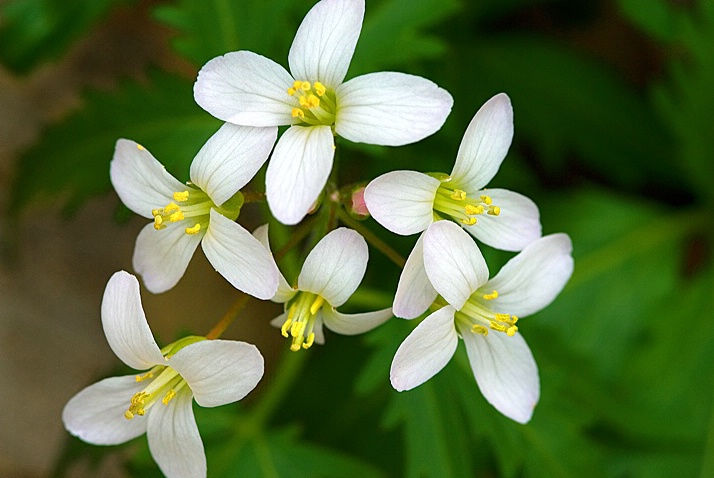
<box><xmin>364</xmin><ymin>93</ymin><xmax>542</xmax><ymax>318</ymax></box>
<box><xmin>110</xmin><ymin>124</ymin><xmax>279</xmax><ymax>296</ymax></box>
<box><xmin>254</xmin><ymin>226</ymin><xmax>392</xmax><ymax>350</ymax></box>
<box><xmin>194</xmin><ymin>0</ymin><xmax>453</xmax><ymax>226</ymax></box>
<box><xmin>390</xmin><ymin>221</ymin><xmax>573</xmax><ymax>423</ymax></box>
<box><xmin>62</xmin><ymin>271</ymin><xmax>264</xmax><ymax>478</ymax></box>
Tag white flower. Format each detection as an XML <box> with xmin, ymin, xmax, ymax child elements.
<box><xmin>364</xmin><ymin>93</ymin><xmax>542</xmax><ymax>318</ymax></box>
<box><xmin>390</xmin><ymin>221</ymin><xmax>573</xmax><ymax>423</ymax></box>
<box><xmin>254</xmin><ymin>226</ymin><xmax>392</xmax><ymax>350</ymax></box>
<box><xmin>110</xmin><ymin>123</ymin><xmax>279</xmax><ymax>296</ymax></box>
<box><xmin>193</xmin><ymin>0</ymin><xmax>453</xmax><ymax>226</ymax></box>
<box><xmin>62</xmin><ymin>271</ymin><xmax>264</xmax><ymax>478</ymax></box>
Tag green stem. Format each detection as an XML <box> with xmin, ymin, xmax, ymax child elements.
<box><xmin>337</xmin><ymin>209</ymin><xmax>405</xmax><ymax>268</ymax></box>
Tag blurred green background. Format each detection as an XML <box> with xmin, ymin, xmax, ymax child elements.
<box><xmin>1</xmin><ymin>0</ymin><xmax>713</xmax><ymax>477</ymax></box>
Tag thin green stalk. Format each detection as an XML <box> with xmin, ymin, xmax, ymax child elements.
<box><xmin>337</xmin><ymin>209</ymin><xmax>405</xmax><ymax>268</ymax></box>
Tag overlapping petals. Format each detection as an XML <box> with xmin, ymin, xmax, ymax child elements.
<box><xmin>63</xmin><ymin>271</ymin><xmax>264</xmax><ymax>478</ymax></box>
<box><xmin>110</xmin><ymin>130</ymin><xmax>279</xmax><ymax>296</ymax></box>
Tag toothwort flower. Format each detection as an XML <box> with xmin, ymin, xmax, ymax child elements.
<box><xmin>390</xmin><ymin>221</ymin><xmax>573</xmax><ymax>423</ymax></box>
<box><xmin>193</xmin><ymin>0</ymin><xmax>453</xmax><ymax>225</ymax></box>
<box><xmin>110</xmin><ymin>124</ymin><xmax>279</xmax><ymax>296</ymax></box>
<box><xmin>254</xmin><ymin>226</ymin><xmax>392</xmax><ymax>351</ymax></box>
<box><xmin>364</xmin><ymin>93</ymin><xmax>542</xmax><ymax>317</ymax></box>
<box><xmin>62</xmin><ymin>271</ymin><xmax>264</xmax><ymax>478</ymax></box>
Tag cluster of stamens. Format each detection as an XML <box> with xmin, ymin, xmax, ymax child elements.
<box><xmin>287</xmin><ymin>80</ymin><xmax>336</xmax><ymax>125</ymax></box>
<box><xmin>455</xmin><ymin>289</ymin><xmax>519</xmax><ymax>337</ymax></box>
<box><xmin>280</xmin><ymin>292</ymin><xmax>326</xmax><ymax>351</ymax></box>
<box><xmin>433</xmin><ymin>183</ymin><xmax>501</xmax><ymax>226</ymax></box>
<box><xmin>124</xmin><ymin>365</ymin><xmax>184</xmax><ymax>420</ymax></box>
<box><xmin>151</xmin><ymin>190</ymin><xmax>213</xmax><ymax>235</ymax></box>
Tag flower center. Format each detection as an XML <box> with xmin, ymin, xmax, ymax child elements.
<box><xmin>124</xmin><ymin>336</ymin><xmax>205</xmax><ymax>420</ymax></box>
<box><xmin>151</xmin><ymin>188</ymin><xmax>244</xmax><ymax>236</ymax></box>
<box><xmin>449</xmin><ymin>290</ymin><xmax>519</xmax><ymax>337</ymax></box>
<box><xmin>287</xmin><ymin>80</ymin><xmax>336</xmax><ymax>126</ymax></box>
<box><xmin>279</xmin><ymin>291</ymin><xmax>326</xmax><ymax>351</ymax></box>
<box><xmin>431</xmin><ymin>176</ymin><xmax>501</xmax><ymax>226</ymax></box>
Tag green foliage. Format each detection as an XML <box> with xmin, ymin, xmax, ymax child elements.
<box><xmin>9</xmin><ymin>72</ymin><xmax>219</xmax><ymax>213</ymax></box>
<box><xmin>0</xmin><ymin>0</ymin><xmax>129</xmax><ymax>73</ymax></box>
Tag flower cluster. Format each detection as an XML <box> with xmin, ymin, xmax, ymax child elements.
<box><xmin>62</xmin><ymin>0</ymin><xmax>573</xmax><ymax>476</ymax></box>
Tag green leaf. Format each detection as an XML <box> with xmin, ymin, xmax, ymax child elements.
<box><xmin>9</xmin><ymin>71</ymin><xmax>220</xmax><ymax>214</ymax></box>
<box><xmin>617</xmin><ymin>0</ymin><xmax>681</xmax><ymax>42</ymax></box>
<box><xmin>0</xmin><ymin>0</ymin><xmax>129</xmax><ymax>73</ymax></box>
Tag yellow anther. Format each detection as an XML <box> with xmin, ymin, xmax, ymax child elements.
<box><xmin>495</xmin><ymin>313</ymin><xmax>511</xmax><ymax>321</ymax></box>
<box><xmin>300</xmin><ymin>81</ymin><xmax>311</xmax><ymax>91</ymax></box>
<box><xmin>135</xmin><ymin>372</ymin><xmax>154</xmax><ymax>382</ymax></box>
<box><xmin>137</xmin><ymin>144</ymin><xmax>145</xmax><ymax>151</ymax></box>
<box><xmin>313</xmin><ymin>81</ymin><xmax>326</xmax><ymax>96</ymax></box>
<box><xmin>482</xmin><ymin>290</ymin><xmax>499</xmax><ymax>300</ymax></box>
<box><xmin>124</xmin><ymin>410</ymin><xmax>135</xmax><ymax>420</ymax></box>
<box><xmin>290</xmin><ymin>343</ymin><xmax>302</xmax><ymax>352</ymax></box>
<box><xmin>461</xmin><ymin>217</ymin><xmax>477</xmax><ymax>225</ymax></box>
<box><xmin>488</xmin><ymin>205</ymin><xmax>501</xmax><ymax>216</ymax></box>
<box><xmin>173</xmin><ymin>191</ymin><xmax>189</xmax><ymax>202</ymax></box>
<box><xmin>185</xmin><ymin>223</ymin><xmax>201</xmax><ymax>235</ymax></box>
<box><xmin>162</xmin><ymin>389</ymin><xmax>176</xmax><ymax>405</ymax></box>
<box><xmin>480</xmin><ymin>195</ymin><xmax>493</xmax><ymax>205</ymax></box>
<box><xmin>154</xmin><ymin>215</ymin><xmax>163</xmax><ymax>227</ymax></box>
<box><xmin>464</xmin><ymin>204</ymin><xmax>484</xmax><ymax>215</ymax></box>
<box><xmin>511</xmin><ymin>316</ymin><xmax>519</xmax><ymax>324</ymax></box>
<box><xmin>281</xmin><ymin>318</ymin><xmax>293</xmax><ymax>338</ymax></box>
<box><xmin>164</xmin><ymin>202</ymin><xmax>180</xmax><ymax>213</ymax></box>
<box><xmin>299</xmin><ymin>96</ymin><xmax>309</xmax><ymax>107</ymax></box>
<box><xmin>506</xmin><ymin>326</ymin><xmax>518</xmax><ymax>337</ymax></box>
<box><xmin>287</xmin><ymin>87</ymin><xmax>297</xmax><ymax>96</ymax></box>
<box><xmin>471</xmin><ymin>324</ymin><xmax>489</xmax><ymax>336</ymax></box>
<box><xmin>169</xmin><ymin>211</ymin><xmax>184</xmax><ymax>222</ymax></box>
<box><xmin>450</xmin><ymin>189</ymin><xmax>467</xmax><ymax>200</ymax></box>
<box><xmin>293</xmin><ymin>80</ymin><xmax>303</xmax><ymax>89</ymax></box>
<box><xmin>307</xmin><ymin>94</ymin><xmax>320</xmax><ymax>108</ymax></box>
<box><xmin>489</xmin><ymin>322</ymin><xmax>508</xmax><ymax>333</ymax></box>
<box><xmin>291</xmin><ymin>108</ymin><xmax>305</xmax><ymax>119</ymax></box>
<box><xmin>302</xmin><ymin>332</ymin><xmax>315</xmax><ymax>349</ymax></box>
<box><xmin>151</xmin><ymin>208</ymin><xmax>160</xmax><ymax>216</ymax></box>
<box><xmin>310</xmin><ymin>295</ymin><xmax>325</xmax><ymax>315</ymax></box>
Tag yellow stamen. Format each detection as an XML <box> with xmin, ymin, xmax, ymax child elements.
<box><xmin>451</xmin><ymin>189</ymin><xmax>467</xmax><ymax>200</ymax></box>
<box><xmin>488</xmin><ymin>205</ymin><xmax>500</xmax><ymax>216</ymax></box>
<box><xmin>169</xmin><ymin>211</ymin><xmax>184</xmax><ymax>222</ymax></box>
<box><xmin>300</xmin><ymin>81</ymin><xmax>311</xmax><ymax>91</ymax></box>
<box><xmin>281</xmin><ymin>318</ymin><xmax>293</xmax><ymax>338</ymax></box>
<box><xmin>482</xmin><ymin>290</ymin><xmax>499</xmax><ymax>300</ymax></box>
<box><xmin>137</xmin><ymin>144</ymin><xmax>145</xmax><ymax>151</ymax></box>
<box><xmin>125</xmin><ymin>410</ymin><xmax>135</xmax><ymax>420</ymax></box>
<box><xmin>135</xmin><ymin>372</ymin><xmax>154</xmax><ymax>382</ymax></box>
<box><xmin>293</xmin><ymin>80</ymin><xmax>303</xmax><ymax>89</ymax></box>
<box><xmin>471</xmin><ymin>324</ymin><xmax>489</xmax><ymax>336</ymax></box>
<box><xmin>302</xmin><ymin>332</ymin><xmax>315</xmax><ymax>349</ymax></box>
<box><xmin>464</xmin><ymin>204</ymin><xmax>484</xmax><ymax>215</ymax></box>
<box><xmin>290</xmin><ymin>343</ymin><xmax>302</xmax><ymax>352</ymax></box>
<box><xmin>307</xmin><ymin>94</ymin><xmax>320</xmax><ymax>108</ymax></box>
<box><xmin>164</xmin><ymin>202</ymin><xmax>180</xmax><ymax>213</ymax></box>
<box><xmin>287</xmin><ymin>87</ymin><xmax>297</xmax><ymax>96</ymax></box>
<box><xmin>506</xmin><ymin>326</ymin><xmax>518</xmax><ymax>336</ymax></box>
<box><xmin>153</xmin><ymin>215</ymin><xmax>164</xmax><ymax>230</ymax></box>
<box><xmin>292</xmin><ymin>108</ymin><xmax>305</xmax><ymax>119</ymax></box>
<box><xmin>461</xmin><ymin>217</ymin><xmax>477</xmax><ymax>225</ymax></box>
<box><xmin>313</xmin><ymin>81</ymin><xmax>326</xmax><ymax>96</ymax></box>
<box><xmin>480</xmin><ymin>195</ymin><xmax>492</xmax><ymax>205</ymax></box>
<box><xmin>310</xmin><ymin>295</ymin><xmax>325</xmax><ymax>315</ymax></box>
<box><xmin>162</xmin><ymin>389</ymin><xmax>176</xmax><ymax>405</ymax></box>
<box><xmin>299</xmin><ymin>96</ymin><xmax>309</xmax><ymax>107</ymax></box>
<box><xmin>173</xmin><ymin>191</ymin><xmax>189</xmax><ymax>202</ymax></box>
<box><xmin>185</xmin><ymin>223</ymin><xmax>201</xmax><ymax>235</ymax></box>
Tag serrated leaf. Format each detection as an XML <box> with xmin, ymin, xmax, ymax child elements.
<box><xmin>9</xmin><ymin>72</ymin><xmax>220</xmax><ymax>214</ymax></box>
<box><xmin>0</xmin><ymin>0</ymin><xmax>130</xmax><ymax>73</ymax></box>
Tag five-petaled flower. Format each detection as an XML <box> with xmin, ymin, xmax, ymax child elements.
<box><xmin>193</xmin><ymin>0</ymin><xmax>454</xmax><ymax>226</ymax></box>
<box><xmin>110</xmin><ymin>124</ymin><xmax>279</xmax><ymax>296</ymax></box>
<box><xmin>254</xmin><ymin>226</ymin><xmax>393</xmax><ymax>351</ymax></box>
<box><xmin>364</xmin><ymin>93</ymin><xmax>542</xmax><ymax>318</ymax></box>
<box><xmin>390</xmin><ymin>221</ymin><xmax>573</xmax><ymax>423</ymax></box>
<box><xmin>62</xmin><ymin>271</ymin><xmax>264</xmax><ymax>478</ymax></box>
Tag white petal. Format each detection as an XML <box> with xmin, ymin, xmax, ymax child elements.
<box><xmin>169</xmin><ymin>340</ymin><xmax>263</xmax><ymax>408</ymax></box>
<box><xmin>101</xmin><ymin>271</ymin><xmax>164</xmax><ymax>369</ymax></box>
<box><xmin>266</xmin><ymin>125</ymin><xmax>334</xmax><ymax>225</ymax></box>
<box><xmin>393</xmin><ymin>233</ymin><xmax>437</xmax><ymax>319</ymax></box>
<box><xmin>194</xmin><ymin>51</ymin><xmax>295</xmax><ymax>126</ymax></box>
<box><xmin>298</xmin><ymin>227</ymin><xmax>367</xmax><ymax>307</ymax></box>
<box><xmin>288</xmin><ymin>0</ymin><xmax>364</xmax><ymax>87</ymax></box>
<box><xmin>364</xmin><ymin>171</ymin><xmax>439</xmax><ymax>236</ymax></box>
<box><xmin>147</xmin><ymin>389</ymin><xmax>206</xmax><ymax>478</ymax></box>
<box><xmin>133</xmin><ymin>222</ymin><xmax>203</xmax><ymax>294</ymax></box>
<box><xmin>390</xmin><ymin>306</ymin><xmax>458</xmax><ymax>391</ymax></box>
<box><xmin>485</xmin><ymin>233</ymin><xmax>574</xmax><ymax>317</ymax></box>
<box><xmin>461</xmin><ymin>328</ymin><xmax>539</xmax><ymax>424</ymax></box>
<box><xmin>201</xmin><ymin>210</ymin><xmax>279</xmax><ymax>300</ymax></box>
<box><xmin>322</xmin><ymin>306</ymin><xmax>392</xmax><ymax>335</ymax></box>
<box><xmin>463</xmin><ymin>188</ymin><xmax>541</xmax><ymax>252</ymax></box>
<box><xmin>423</xmin><ymin>221</ymin><xmax>489</xmax><ymax>310</ymax></box>
<box><xmin>450</xmin><ymin>93</ymin><xmax>513</xmax><ymax>191</ymax></box>
<box><xmin>252</xmin><ymin>224</ymin><xmax>295</xmax><ymax>302</ymax></box>
<box><xmin>190</xmin><ymin>124</ymin><xmax>277</xmax><ymax>206</ymax></box>
<box><xmin>62</xmin><ymin>375</ymin><xmax>148</xmax><ymax>446</ymax></box>
<box><xmin>110</xmin><ymin>139</ymin><xmax>186</xmax><ymax>218</ymax></box>
<box><xmin>336</xmin><ymin>72</ymin><xmax>453</xmax><ymax>146</ymax></box>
